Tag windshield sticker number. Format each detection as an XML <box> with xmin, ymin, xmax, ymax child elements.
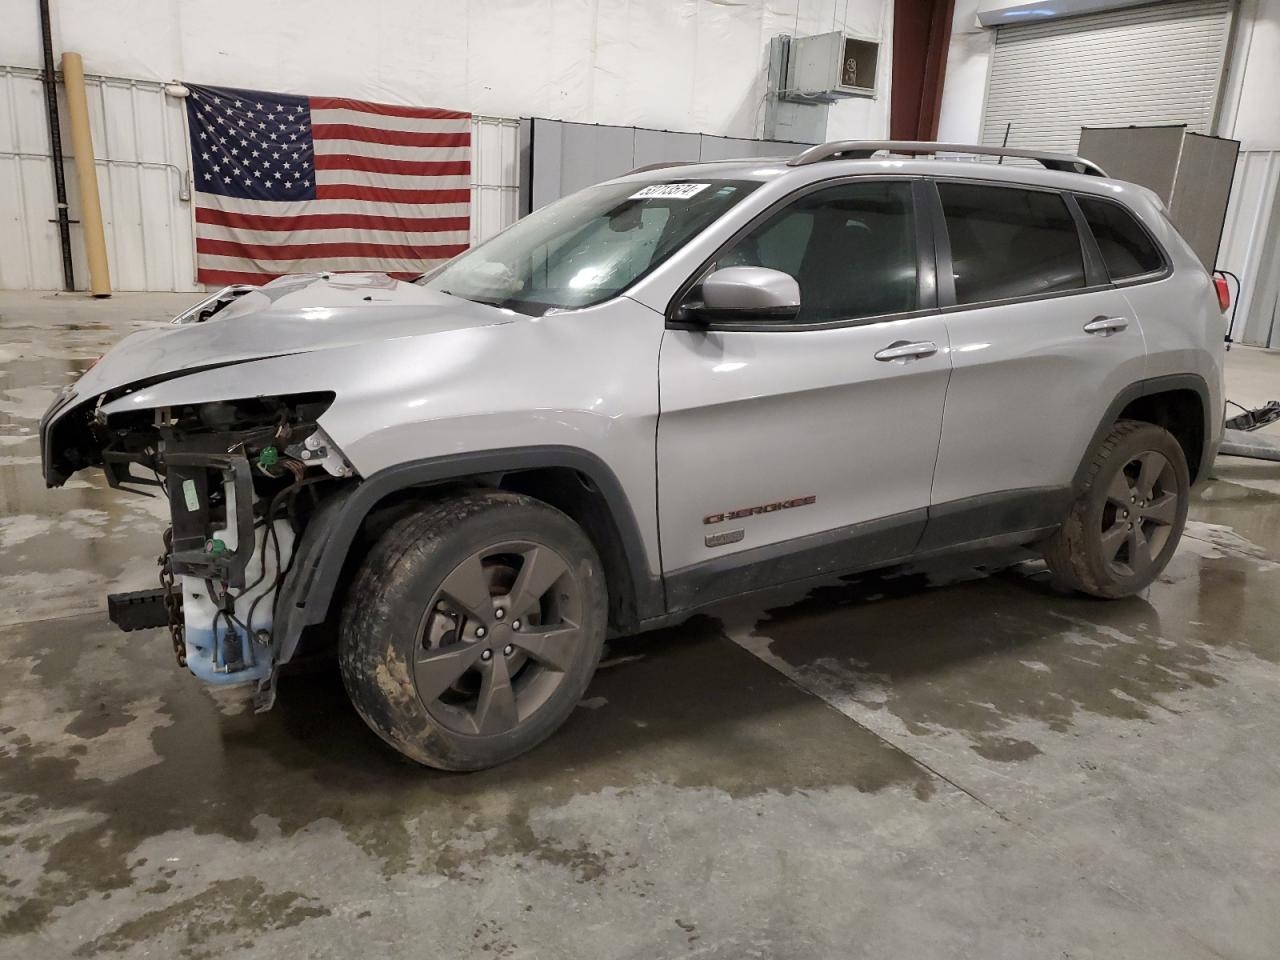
<box><xmin>630</xmin><ymin>183</ymin><xmax>711</xmax><ymax>201</ymax></box>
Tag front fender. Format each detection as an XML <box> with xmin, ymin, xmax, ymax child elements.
<box><xmin>271</xmin><ymin>446</ymin><xmax>666</xmax><ymax>670</ymax></box>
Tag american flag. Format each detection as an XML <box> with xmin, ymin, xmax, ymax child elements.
<box><xmin>185</xmin><ymin>83</ymin><xmax>471</xmax><ymax>286</ymax></box>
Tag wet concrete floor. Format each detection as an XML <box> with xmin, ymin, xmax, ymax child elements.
<box><xmin>2</xmin><ymin>290</ymin><xmax>1279</xmax><ymax>959</ymax></box>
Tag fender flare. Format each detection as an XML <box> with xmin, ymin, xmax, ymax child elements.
<box><xmin>1071</xmin><ymin>373</ymin><xmax>1215</xmax><ymax>493</ymax></box>
<box><xmin>272</xmin><ymin>445</ymin><xmax>664</xmax><ymax>666</ymax></box>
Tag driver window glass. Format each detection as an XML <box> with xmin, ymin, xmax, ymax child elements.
<box><xmin>713</xmin><ymin>180</ymin><xmax>918</xmax><ymax>324</ymax></box>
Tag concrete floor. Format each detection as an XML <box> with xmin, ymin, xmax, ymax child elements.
<box><xmin>2</xmin><ymin>289</ymin><xmax>1279</xmax><ymax>960</ymax></box>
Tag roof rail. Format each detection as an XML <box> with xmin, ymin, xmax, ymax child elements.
<box><xmin>626</xmin><ymin>160</ymin><xmax>697</xmax><ymax>175</ymax></box>
<box><xmin>787</xmin><ymin>141</ymin><xmax>1108</xmax><ymax>177</ymax></box>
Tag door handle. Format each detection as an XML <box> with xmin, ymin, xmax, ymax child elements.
<box><xmin>1083</xmin><ymin>316</ymin><xmax>1129</xmax><ymax>336</ymax></box>
<box><xmin>874</xmin><ymin>340</ymin><xmax>938</xmax><ymax>362</ymax></box>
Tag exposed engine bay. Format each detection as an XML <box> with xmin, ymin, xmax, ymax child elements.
<box><xmin>47</xmin><ymin>388</ymin><xmax>352</xmax><ymax>704</ymax></box>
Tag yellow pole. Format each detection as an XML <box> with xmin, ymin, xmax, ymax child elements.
<box><xmin>60</xmin><ymin>52</ymin><xmax>111</xmax><ymax>297</ymax></box>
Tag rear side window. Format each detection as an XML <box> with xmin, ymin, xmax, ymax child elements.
<box><xmin>1077</xmin><ymin>196</ymin><xmax>1164</xmax><ymax>280</ymax></box>
<box><xmin>937</xmin><ymin>183</ymin><xmax>1086</xmax><ymax>305</ymax></box>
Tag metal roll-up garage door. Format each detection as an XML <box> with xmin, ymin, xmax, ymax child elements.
<box><xmin>980</xmin><ymin>0</ymin><xmax>1235</xmax><ymax>155</ymax></box>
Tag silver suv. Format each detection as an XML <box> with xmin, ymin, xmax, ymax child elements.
<box><xmin>41</xmin><ymin>141</ymin><xmax>1225</xmax><ymax>770</ymax></box>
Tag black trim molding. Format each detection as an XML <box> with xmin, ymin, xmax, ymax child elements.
<box><xmin>273</xmin><ymin>445</ymin><xmax>663</xmax><ymax>665</ymax></box>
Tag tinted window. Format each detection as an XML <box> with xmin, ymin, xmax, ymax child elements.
<box><xmin>1077</xmin><ymin>196</ymin><xmax>1164</xmax><ymax>280</ymax></box>
<box><xmin>713</xmin><ymin>180</ymin><xmax>917</xmax><ymax>324</ymax></box>
<box><xmin>938</xmin><ymin>183</ymin><xmax>1086</xmax><ymax>305</ymax></box>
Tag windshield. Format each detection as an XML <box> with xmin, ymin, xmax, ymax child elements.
<box><xmin>419</xmin><ymin>179</ymin><xmax>760</xmax><ymax>315</ymax></box>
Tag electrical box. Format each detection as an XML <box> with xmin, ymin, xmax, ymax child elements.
<box><xmin>783</xmin><ymin>31</ymin><xmax>880</xmax><ymax>103</ymax></box>
<box><xmin>1077</xmin><ymin>125</ymin><xmax>1240</xmax><ymax>271</ymax></box>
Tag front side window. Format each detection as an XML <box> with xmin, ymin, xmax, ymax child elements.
<box><xmin>420</xmin><ymin>179</ymin><xmax>759</xmax><ymax>316</ymax></box>
<box><xmin>710</xmin><ymin>180</ymin><xmax>918</xmax><ymax>325</ymax></box>
<box><xmin>1077</xmin><ymin>196</ymin><xmax>1164</xmax><ymax>280</ymax></box>
<box><xmin>938</xmin><ymin>183</ymin><xmax>1086</xmax><ymax>305</ymax></box>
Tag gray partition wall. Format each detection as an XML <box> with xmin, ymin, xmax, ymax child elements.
<box><xmin>519</xmin><ymin>118</ymin><xmax>812</xmax><ymax>213</ymax></box>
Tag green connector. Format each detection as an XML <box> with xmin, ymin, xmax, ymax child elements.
<box><xmin>205</xmin><ymin>538</ymin><xmax>227</xmax><ymax>556</ymax></box>
<box><xmin>257</xmin><ymin>445</ymin><xmax>280</xmax><ymax>470</ymax></box>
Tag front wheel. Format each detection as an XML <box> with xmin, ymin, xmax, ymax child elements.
<box><xmin>339</xmin><ymin>491</ymin><xmax>608</xmax><ymax>770</ymax></box>
<box><xmin>1043</xmin><ymin>420</ymin><xmax>1190</xmax><ymax>598</ymax></box>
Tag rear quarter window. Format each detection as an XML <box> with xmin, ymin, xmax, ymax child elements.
<box><xmin>1076</xmin><ymin>196</ymin><xmax>1165</xmax><ymax>280</ymax></box>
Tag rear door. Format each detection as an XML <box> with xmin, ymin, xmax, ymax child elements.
<box><xmin>656</xmin><ymin>178</ymin><xmax>952</xmax><ymax>608</ymax></box>
<box><xmin>922</xmin><ymin>179</ymin><xmax>1147</xmax><ymax>549</ymax></box>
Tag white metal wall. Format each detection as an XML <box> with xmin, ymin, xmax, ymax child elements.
<box><xmin>0</xmin><ymin>65</ymin><xmax>521</xmax><ymax>292</ymax></box>
<box><xmin>1219</xmin><ymin>149</ymin><xmax>1280</xmax><ymax>347</ymax></box>
<box><xmin>980</xmin><ymin>0</ymin><xmax>1235</xmax><ymax>153</ymax></box>
<box><xmin>0</xmin><ymin>65</ymin><xmax>197</xmax><ymax>292</ymax></box>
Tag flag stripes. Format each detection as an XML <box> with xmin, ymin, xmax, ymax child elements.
<box><xmin>187</xmin><ymin>83</ymin><xmax>471</xmax><ymax>286</ymax></box>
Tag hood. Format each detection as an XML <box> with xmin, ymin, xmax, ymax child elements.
<box><xmin>70</xmin><ymin>272</ymin><xmax>516</xmax><ymax>401</ymax></box>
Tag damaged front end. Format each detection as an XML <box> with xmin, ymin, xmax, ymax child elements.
<box><xmin>47</xmin><ymin>388</ymin><xmax>354</xmax><ymax>707</ymax></box>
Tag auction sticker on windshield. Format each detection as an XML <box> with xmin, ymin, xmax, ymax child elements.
<box><xmin>630</xmin><ymin>183</ymin><xmax>711</xmax><ymax>200</ymax></box>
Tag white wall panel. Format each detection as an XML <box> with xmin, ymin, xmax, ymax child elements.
<box><xmin>0</xmin><ymin>66</ymin><xmax>198</xmax><ymax>292</ymax></box>
<box><xmin>1219</xmin><ymin>150</ymin><xmax>1280</xmax><ymax>347</ymax></box>
<box><xmin>470</xmin><ymin>116</ymin><xmax>521</xmax><ymax>247</ymax></box>
<box><xmin>0</xmin><ymin>0</ymin><xmax>891</xmax><ymax>141</ymax></box>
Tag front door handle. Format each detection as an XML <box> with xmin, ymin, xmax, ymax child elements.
<box><xmin>1083</xmin><ymin>316</ymin><xmax>1129</xmax><ymax>336</ymax></box>
<box><xmin>874</xmin><ymin>340</ymin><xmax>938</xmax><ymax>362</ymax></box>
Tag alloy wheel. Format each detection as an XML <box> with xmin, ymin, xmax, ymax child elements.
<box><xmin>1099</xmin><ymin>449</ymin><xmax>1180</xmax><ymax>580</ymax></box>
<box><xmin>413</xmin><ymin>540</ymin><xmax>584</xmax><ymax>736</ymax></box>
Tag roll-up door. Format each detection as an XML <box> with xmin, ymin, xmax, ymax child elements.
<box><xmin>980</xmin><ymin>0</ymin><xmax>1235</xmax><ymax>154</ymax></box>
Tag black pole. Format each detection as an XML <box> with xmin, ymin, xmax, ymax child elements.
<box><xmin>38</xmin><ymin>0</ymin><xmax>75</xmax><ymax>291</ymax></box>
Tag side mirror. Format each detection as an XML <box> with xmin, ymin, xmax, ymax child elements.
<box><xmin>687</xmin><ymin>266</ymin><xmax>801</xmax><ymax>322</ymax></box>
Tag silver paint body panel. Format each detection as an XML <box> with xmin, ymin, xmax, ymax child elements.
<box><xmin>47</xmin><ymin>155</ymin><xmax>1225</xmax><ymax>588</ymax></box>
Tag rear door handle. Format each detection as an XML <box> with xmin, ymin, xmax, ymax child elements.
<box><xmin>874</xmin><ymin>340</ymin><xmax>938</xmax><ymax>362</ymax></box>
<box><xmin>1083</xmin><ymin>316</ymin><xmax>1129</xmax><ymax>336</ymax></box>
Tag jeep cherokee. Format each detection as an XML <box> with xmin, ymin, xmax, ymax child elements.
<box><xmin>40</xmin><ymin>140</ymin><xmax>1225</xmax><ymax>770</ymax></box>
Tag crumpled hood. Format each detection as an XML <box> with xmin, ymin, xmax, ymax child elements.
<box><xmin>71</xmin><ymin>272</ymin><xmax>516</xmax><ymax>401</ymax></box>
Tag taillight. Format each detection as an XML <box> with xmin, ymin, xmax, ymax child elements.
<box><xmin>1214</xmin><ymin>276</ymin><xmax>1231</xmax><ymax>313</ymax></box>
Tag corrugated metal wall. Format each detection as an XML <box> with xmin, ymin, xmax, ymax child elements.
<box><xmin>0</xmin><ymin>65</ymin><xmax>521</xmax><ymax>292</ymax></box>
<box><xmin>980</xmin><ymin>0</ymin><xmax>1235</xmax><ymax>154</ymax></box>
<box><xmin>1219</xmin><ymin>149</ymin><xmax>1280</xmax><ymax>347</ymax></box>
<box><xmin>1</xmin><ymin>65</ymin><xmax>198</xmax><ymax>292</ymax></box>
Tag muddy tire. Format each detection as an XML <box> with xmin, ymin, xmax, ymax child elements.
<box><xmin>339</xmin><ymin>490</ymin><xmax>607</xmax><ymax>770</ymax></box>
<box><xmin>1043</xmin><ymin>419</ymin><xmax>1190</xmax><ymax>598</ymax></box>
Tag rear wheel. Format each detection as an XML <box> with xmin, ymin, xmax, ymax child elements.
<box><xmin>1043</xmin><ymin>420</ymin><xmax>1190</xmax><ymax>598</ymax></box>
<box><xmin>339</xmin><ymin>491</ymin><xmax>607</xmax><ymax>770</ymax></box>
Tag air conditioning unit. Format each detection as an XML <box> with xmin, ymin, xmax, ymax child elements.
<box><xmin>782</xmin><ymin>31</ymin><xmax>881</xmax><ymax>103</ymax></box>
